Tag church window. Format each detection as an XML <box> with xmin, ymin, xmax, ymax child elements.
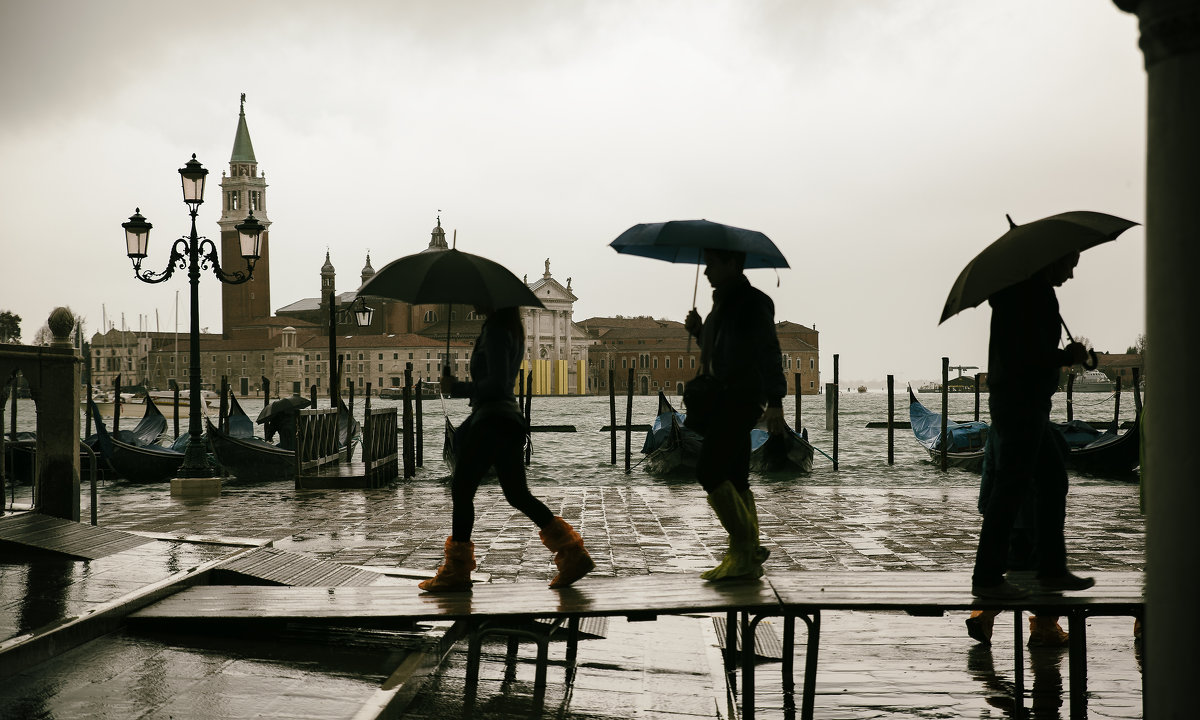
<box><xmin>250</xmin><ymin>191</ymin><xmax>261</xmax><ymax>211</ymax></box>
<box><xmin>227</xmin><ymin>191</ymin><xmax>240</xmax><ymax>211</ymax></box>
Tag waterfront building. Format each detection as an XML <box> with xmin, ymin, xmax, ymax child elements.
<box><xmin>583</xmin><ymin>317</ymin><xmax>820</xmax><ymax>397</ymax></box>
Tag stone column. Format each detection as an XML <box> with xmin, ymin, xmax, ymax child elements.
<box><xmin>1114</xmin><ymin>1</ymin><xmax>1200</xmax><ymax>715</ymax></box>
<box><xmin>37</xmin><ymin>308</ymin><xmax>83</xmax><ymax>520</ymax></box>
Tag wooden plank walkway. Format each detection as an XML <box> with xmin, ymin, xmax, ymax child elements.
<box><xmin>0</xmin><ymin>512</ymin><xmax>156</xmax><ymax>560</ymax></box>
<box><xmin>127</xmin><ymin>570</ymin><xmax>1144</xmax><ymax>720</ymax></box>
<box><xmin>211</xmin><ymin>546</ymin><xmax>383</xmax><ymax>587</ymax></box>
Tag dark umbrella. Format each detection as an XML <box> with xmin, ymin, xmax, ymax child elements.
<box><xmin>609</xmin><ymin>219</ymin><xmax>789</xmax><ymax>269</ymax></box>
<box><xmin>358</xmin><ymin>248</ymin><xmax>545</xmax><ymax>361</ymax></box>
<box><xmin>939</xmin><ymin>211</ymin><xmax>1138</xmax><ymax>325</ymax></box>
<box><xmin>256</xmin><ymin>394</ymin><xmax>311</xmax><ymax>424</ymax></box>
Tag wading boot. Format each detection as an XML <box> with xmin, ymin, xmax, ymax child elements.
<box><xmin>1028</xmin><ymin>615</ymin><xmax>1069</xmax><ymax>648</ymax></box>
<box><xmin>739</xmin><ymin>487</ymin><xmax>770</xmax><ymax>565</ymax></box>
<box><xmin>701</xmin><ymin>481</ymin><xmax>762</xmax><ymax>581</ymax></box>
<box><xmin>540</xmin><ymin>516</ymin><xmax>595</xmax><ymax>588</ymax></box>
<box><xmin>418</xmin><ymin>536</ymin><xmax>476</xmax><ymax>593</ymax></box>
<box><xmin>965</xmin><ymin>610</ymin><xmax>997</xmax><ymax>645</ymax></box>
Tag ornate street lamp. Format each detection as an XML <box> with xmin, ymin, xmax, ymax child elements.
<box><xmin>327</xmin><ymin>293</ymin><xmax>375</xmax><ymax>405</ymax></box>
<box><xmin>122</xmin><ymin>154</ymin><xmax>263</xmax><ymax>477</ymax></box>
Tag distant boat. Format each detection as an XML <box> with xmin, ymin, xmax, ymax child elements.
<box><xmin>1070</xmin><ymin>369</ymin><xmax>1114</xmax><ymax>393</ymax></box>
<box><xmin>856</xmin><ymin>385</ymin><xmax>868</xmax><ymax>393</ymax></box>
<box><xmin>916</xmin><ymin>382</ymin><xmax>941</xmax><ymax>394</ymax></box>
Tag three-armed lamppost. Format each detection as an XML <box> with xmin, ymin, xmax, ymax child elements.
<box><xmin>122</xmin><ymin>154</ymin><xmax>265</xmax><ymax>477</ymax></box>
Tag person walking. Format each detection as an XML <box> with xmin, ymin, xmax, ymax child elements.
<box><xmin>684</xmin><ymin>247</ymin><xmax>788</xmax><ymax>581</ymax></box>
<box><xmin>971</xmin><ymin>251</ymin><xmax>1094</xmax><ymax>599</ymax></box>
<box><xmin>419</xmin><ymin>304</ymin><xmax>594</xmax><ymax>593</ymax></box>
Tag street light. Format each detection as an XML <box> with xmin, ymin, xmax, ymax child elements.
<box><xmin>122</xmin><ymin>154</ymin><xmax>264</xmax><ymax>478</ymax></box>
<box><xmin>328</xmin><ymin>293</ymin><xmax>375</xmax><ymax>405</ymax></box>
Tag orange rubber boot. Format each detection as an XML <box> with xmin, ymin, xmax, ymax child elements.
<box><xmin>418</xmin><ymin>536</ymin><xmax>476</xmax><ymax>593</ymax></box>
<box><xmin>540</xmin><ymin>517</ymin><xmax>595</xmax><ymax>588</ymax></box>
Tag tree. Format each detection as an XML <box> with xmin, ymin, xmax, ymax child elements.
<box><xmin>0</xmin><ymin>311</ymin><xmax>20</xmax><ymax>343</ymax></box>
<box><xmin>1126</xmin><ymin>333</ymin><xmax>1146</xmax><ymax>355</ymax></box>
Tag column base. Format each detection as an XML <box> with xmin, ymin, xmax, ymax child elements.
<box><xmin>170</xmin><ymin>477</ymin><xmax>221</xmax><ymax>496</ymax></box>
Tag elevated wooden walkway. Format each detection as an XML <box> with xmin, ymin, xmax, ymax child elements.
<box><xmin>0</xmin><ymin>512</ymin><xmax>156</xmax><ymax>559</ymax></box>
<box><xmin>127</xmin><ymin>570</ymin><xmax>1144</xmax><ymax>719</ymax></box>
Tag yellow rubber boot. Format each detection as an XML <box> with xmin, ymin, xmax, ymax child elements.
<box><xmin>1028</xmin><ymin>615</ymin><xmax>1069</xmax><ymax>648</ymax></box>
<box><xmin>701</xmin><ymin>482</ymin><xmax>762</xmax><ymax>581</ymax></box>
<box><xmin>739</xmin><ymin>488</ymin><xmax>770</xmax><ymax>565</ymax></box>
<box><xmin>418</xmin><ymin>536</ymin><xmax>476</xmax><ymax>593</ymax></box>
<box><xmin>540</xmin><ymin>516</ymin><xmax>595</xmax><ymax>588</ymax></box>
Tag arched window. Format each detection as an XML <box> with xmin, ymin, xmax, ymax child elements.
<box><xmin>423</xmin><ymin>310</ymin><xmax>438</xmax><ymax>323</ymax></box>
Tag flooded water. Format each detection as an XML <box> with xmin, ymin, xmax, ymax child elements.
<box><xmin>7</xmin><ymin>387</ymin><xmax>1142</xmax><ymax>490</ymax></box>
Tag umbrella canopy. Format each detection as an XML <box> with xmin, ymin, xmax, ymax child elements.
<box><xmin>609</xmin><ymin>220</ymin><xmax>789</xmax><ymax>269</ymax></box>
<box><xmin>358</xmin><ymin>248</ymin><xmax>545</xmax><ymax>310</ymax></box>
<box><xmin>257</xmin><ymin>394</ymin><xmax>311</xmax><ymax>424</ymax></box>
<box><xmin>939</xmin><ymin>211</ymin><xmax>1138</xmax><ymax>324</ymax></box>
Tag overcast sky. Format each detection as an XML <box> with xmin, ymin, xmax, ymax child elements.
<box><xmin>0</xmin><ymin>0</ymin><xmax>1145</xmax><ymax>386</ymax></box>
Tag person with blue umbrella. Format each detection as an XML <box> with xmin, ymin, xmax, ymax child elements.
<box><xmin>612</xmin><ymin>220</ymin><xmax>789</xmax><ymax>580</ymax></box>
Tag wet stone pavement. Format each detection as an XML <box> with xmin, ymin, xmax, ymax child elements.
<box><xmin>1</xmin><ymin>476</ymin><xmax>1145</xmax><ymax>719</ymax></box>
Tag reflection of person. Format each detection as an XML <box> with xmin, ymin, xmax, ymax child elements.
<box><xmin>684</xmin><ymin>248</ymin><xmax>787</xmax><ymax>581</ymax></box>
<box><xmin>971</xmin><ymin>252</ymin><xmax>1093</xmax><ymax>599</ymax></box>
<box><xmin>420</xmin><ymin>305</ymin><xmax>594</xmax><ymax>592</ymax></box>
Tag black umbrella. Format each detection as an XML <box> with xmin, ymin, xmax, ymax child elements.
<box><xmin>256</xmin><ymin>394</ymin><xmax>311</xmax><ymax>424</ymax></box>
<box><xmin>358</xmin><ymin>248</ymin><xmax>545</xmax><ymax>362</ymax></box>
<box><xmin>359</xmin><ymin>248</ymin><xmax>545</xmax><ymax>310</ymax></box>
<box><xmin>939</xmin><ymin>211</ymin><xmax>1138</xmax><ymax>325</ymax></box>
<box><xmin>609</xmin><ymin>219</ymin><xmax>789</xmax><ymax>269</ymax></box>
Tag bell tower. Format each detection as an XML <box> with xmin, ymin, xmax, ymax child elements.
<box><xmin>218</xmin><ymin>93</ymin><xmax>272</xmax><ymax>334</ymax></box>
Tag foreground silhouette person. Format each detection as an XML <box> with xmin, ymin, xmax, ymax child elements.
<box><xmin>420</xmin><ymin>305</ymin><xmax>594</xmax><ymax>592</ymax></box>
<box><xmin>971</xmin><ymin>252</ymin><xmax>1094</xmax><ymax>599</ymax></box>
<box><xmin>684</xmin><ymin>248</ymin><xmax>787</xmax><ymax>580</ymax></box>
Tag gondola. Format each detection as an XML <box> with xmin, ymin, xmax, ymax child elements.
<box><xmin>1055</xmin><ymin>415</ymin><xmax>1141</xmax><ymax>476</ymax></box>
<box><xmin>87</xmin><ymin>396</ymin><xmax>186</xmax><ymax>483</ymax></box>
<box><xmin>641</xmin><ymin>392</ymin><xmax>813</xmax><ymax>475</ymax></box>
<box><xmin>641</xmin><ymin>392</ymin><xmax>702</xmax><ymax>475</ymax></box>
<box><xmin>206</xmin><ymin>398</ymin><xmax>359</xmax><ymax>483</ymax></box>
<box><xmin>749</xmin><ymin>423</ymin><xmax>815</xmax><ymax>473</ymax></box>
<box><xmin>441</xmin><ymin>412</ymin><xmax>531</xmax><ymax>477</ymax></box>
<box><xmin>907</xmin><ymin>386</ymin><xmax>989</xmax><ymax>471</ymax></box>
<box><xmin>909</xmin><ymin>386</ymin><xmax>1142</xmax><ymax>476</ymax></box>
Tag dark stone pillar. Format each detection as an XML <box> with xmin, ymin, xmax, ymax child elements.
<box><xmin>1114</xmin><ymin>2</ymin><xmax>1200</xmax><ymax>716</ymax></box>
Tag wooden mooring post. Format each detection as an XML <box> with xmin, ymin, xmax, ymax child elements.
<box><xmin>887</xmin><ymin>374</ymin><xmax>894</xmax><ymax>465</ymax></box>
<box><xmin>609</xmin><ymin>369</ymin><xmax>617</xmax><ymax>465</ymax></box>
<box><xmin>1067</xmin><ymin>372</ymin><xmax>1075</xmax><ymax>422</ymax></box>
<box><xmin>974</xmin><ymin>374</ymin><xmax>981</xmax><ymax>422</ymax></box>
<box><xmin>794</xmin><ymin>371</ymin><xmax>802</xmax><ymax>430</ymax></box>
<box><xmin>402</xmin><ymin>363</ymin><xmax>415</xmax><ymax>477</ymax></box>
<box><xmin>1133</xmin><ymin>367</ymin><xmax>1142</xmax><ymax>416</ymax></box>
<box><xmin>833</xmin><ymin>354</ymin><xmax>839</xmax><ymax>470</ymax></box>
<box><xmin>169</xmin><ymin>379</ymin><xmax>180</xmax><ymax>439</ymax></box>
<box><xmin>414</xmin><ymin>380</ymin><xmax>423</xmax><ymax>467</ymax></box>
<box><xmin>1113</xmin><ymin>376</ymin><xmax>1122</xmax><ymax>430</ymax></box>
<box><xmin>524</xmin><ymin>373</ymin><xmax>533</xmax><ymax>465</ymax></box>
<box><xmin>625</xmin><ymin>368</ymin><xmax>633</xmax><ymax>474</ymax></box>
<box><xmin>940</xmin><ymin>357</ymin><xmax>948</xmax><ymax>472</ymax></box>
<box><xmin>113</xmin><ymin>374</ymin><xmax>122</xmax><ymax>434</ymax></box>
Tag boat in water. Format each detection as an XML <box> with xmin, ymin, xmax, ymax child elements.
<box><xmin>1069</xmin><ymin>369</ymin><xmax>1114</xmax><ymax>393</ymax></box>
<box><xmin>907</xmin><ymin>387</ymin><xmax>989</xmax><ymax>471</ymax></box>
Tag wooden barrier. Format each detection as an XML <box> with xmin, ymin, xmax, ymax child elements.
<box><xmin>295</xmin><ymin>408</ymin><xmax>342</xmax><ymax>487</ymax></box>
<box><xmin>360</xmin><ymin>404</ymin><xmax>399</xmax><ymax>489</ymax></box>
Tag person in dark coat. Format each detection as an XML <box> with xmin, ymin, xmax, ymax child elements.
<box><xmin>684</xmin><ymin>247</ymin><xmax>788</xmax><ymax>581</ymax></box>
<box><xmin>420</xmin><ymin>304</ymin><xmax>594</xmax><ymax>592</ymax></box>
<box><xmin>970</xmin><ymin>251</ymin><xmax>1093</xmax><ymax>599</ymax></box>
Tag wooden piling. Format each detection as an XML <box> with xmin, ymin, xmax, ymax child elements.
<box><xmin>169</xmin><ymin>379</ymin><xmax>180</xmax><ymax>439</ymax></box>
<box><xmin>625</xmin><ymin>368</ymin><xmax>633</xmax><ymax>475</ymax></box>
<box><xmin>887</xmin><ymin>375</ymin><xmax>894</xmax><ymax>465</ymax></box>
<box><xmin>309</xmin><ymin>385</ymin><xmax>318</xmax><ymax>408</ymax></box>
<box><xmin>609</xmin><ymin>369</ymin><xmax>617</xmax><ymax>465</ymax></box>
<box><xmin>794</xmin><ymin>371</ymin><xmax>802</xmax><ymax>430</ymax></box>
<box><xmin>1113</xmin><ymin>375</ymin><xmax>1122</xmax><ymax>430</ymax></box>
<box><xmin>1066</xmin><ymin>372</ymin><xmax>1075</xmax><ymax>422</ymax></box>
<box><xmin>974</xmin><ymin>374</ymin><xmax>981</xmax><ymax>422</ymax></box>
<box><xmin>261</xmin><ymin>376</ymin><xmax>270</xmax><ymax>404</ymax></box>
<box><xmin>84</xmin><ymin>380</ymin><xmax>93</xmax><ymax>439</ymax></box>
<box><xmin>113</xmin><ymin>374</ymin><xmax>121</xmax><ymax>434</ymax></box>
<box><xmin>1133</xmin><ymin>367</ymin><xmax>1142</xmax><ymax>416</ymax></box>
<box><xmin>414</xmin><ymin>380</ymin><xmax>423</xmax><ymax>467</ymax></box>
<box><xmin>220</xmin><ymin>376</ymin><xmax>229</xmax><ymax>434</ymax></box>
<box><xmin>833</xmin><ymin>354</ymin><xmax>839</xmax><ymax>471</ymax></box>
<box><xmin>940</xmin><ymin>357</ymin><xmax>948</xmax><ymax>472</ymax></box>
<box><xmin>525</xmin><ymin>373</ymin><xmax>533</xmax><ymax>465</ymax></box>
<box><xmin>402</xmin><ymin>363</ymin><xmax>415</xmax><ymax>477</ymax></box>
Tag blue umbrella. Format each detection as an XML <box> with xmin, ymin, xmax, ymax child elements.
<box><xmin>609</xmin><ymin>219</ymin><xmax>789</xmax><ymax>269</ymax></box>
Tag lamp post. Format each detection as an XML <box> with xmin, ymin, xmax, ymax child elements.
<box><xmin>328</xmin><ymin>292</ymin><xmax>375</xmax><ymax>405</ymax></box>
<box><xmin>122</xmin><ymin>154</ymin><xmax>264</xmax><ymax>477</ymax></box>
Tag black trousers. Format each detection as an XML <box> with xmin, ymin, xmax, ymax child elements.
<box><xmin>450</xmin><ymin>414</ymin><xmax>554</xmax><ymax>542</ymax></box>
<box><xmin>972</xmin><ymin>396</ymin><xmax>1069</xmax><ymax>586</ymax></box>
<box><xmin>695</xmin><ymin>396</ymin><xmax>761</xmax><ymax>495</ymax></box>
